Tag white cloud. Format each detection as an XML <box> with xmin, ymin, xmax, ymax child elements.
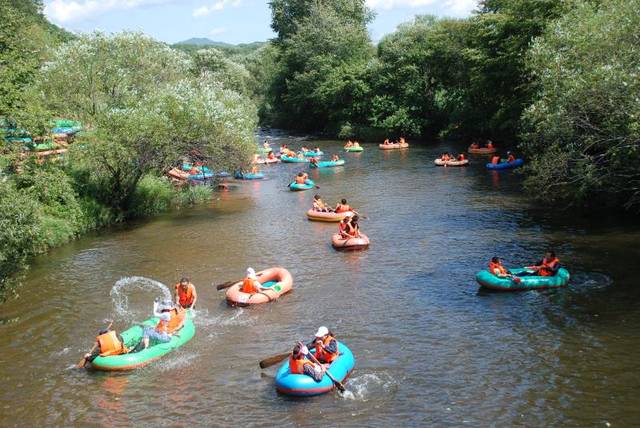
<box><xmin>209</xmin><ymin>27</ymin><xmax>226</xmax><ymax>36</ymax></box>
<box><xmin>366</xmin><ymin>0</ymin><xmax>477</xmax><ymax>16</ymax></box>
<box><xmin>192</xmin><ymin>0</ymin><xmax>242</xmax><ymax>17</ymax></box>
<box><xmin>45</xmin><ymin>0</ymin><xmax>176</xmax><ymax>24</ymax></box>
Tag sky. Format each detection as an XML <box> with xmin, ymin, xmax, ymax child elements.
<box><xmin>44</xmin><ymin>0</ymin><xmax>479</xmax><ymax>45</ymax></box>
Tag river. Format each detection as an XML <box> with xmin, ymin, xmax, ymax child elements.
<box><xmin>1</xmin><ymin>133</ymin><xmax>639</xmax><ymax>427</ymax></box>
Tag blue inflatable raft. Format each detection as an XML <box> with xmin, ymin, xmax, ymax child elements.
<box><xmin>235</xmin><ymin>171</ymin><xmax>265</xmax><ymax>180</ymax></box>
<box><xmin>309</xmin><ymin>159</ymin><xmax>345</xmax><ymax>168</ymax></box>
<box><xmin>281</xmin><ymin>155</ymin><xmax>309</xmax><ymax>163</ymax></box>
<box><xmin>486</xmin><ymin>158</ymin><xmax>524</xmax><ymax>170</ymax></box>
<box><xmin>289</xmin><ymin>179</ymin><xmax>315</xmax><ymax>191</ymax></box>
<box><xmin>275</xmin><ymin>341</ymin><xmax>355</xmax><ymax>396</ymax></box>
<box><xmin>476</xmin><ymin>267</ymin><xmax>570</xmax><ymax>291</ymax></box>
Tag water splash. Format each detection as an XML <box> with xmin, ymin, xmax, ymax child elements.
<box><xmin>110</xmin><ymin>276</ymin><xmax>172</xmax><ymax>318</ymax></box>
<box><xmin>341</xmin><ymin>372</ymin><xmax>398</xmax><ymax>401</ymax></box>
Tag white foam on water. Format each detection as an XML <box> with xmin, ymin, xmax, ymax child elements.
<box><xmin>340</xmin><ymin>372</ymin><xmax>397</xmax><ymax>401</ymax></box>
<box><xmin>110</xmin><ymin>276</ymin><xmax>172</xmax><ymax>319</ymax></box>
<box><xmin>155</xmin><ymin>353</ymin><xmax>199</xmax><ymax>371</ymax></box>
<box><xmin>192</xmin><ymin>307</ymin><xmax>253</xmax><ymax>328</ymax></box>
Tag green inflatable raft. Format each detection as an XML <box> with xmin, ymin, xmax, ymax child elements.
<box><xmin>90</xmin><ymin>311</ymin><xmax>196</xmax><ymax>371</ymax></box>
<box><xmin>476</xmin><ymin>267</ymin><xmax>570</xmax><ymax>291</ymax></box>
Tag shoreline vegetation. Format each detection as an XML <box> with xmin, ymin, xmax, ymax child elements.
<box><xmin>1</xmin><ymin>0</ymin><xmax>639</xmax><ymax>296</ymax></box>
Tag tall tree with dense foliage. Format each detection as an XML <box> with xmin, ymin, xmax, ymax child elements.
<box><xmin>267</xmin><ymin>0</ymin><xmax>374</xmax><ymax>133</ymax></box>
<box><xmin>522</xmin><ymin>0</ymin><xmax>640</xmax><ymax>211</ymax></box>
<box><xmin>34</xmin><ymin>32</ymin><xmax>257</xmax><ymax>214</ymax></box>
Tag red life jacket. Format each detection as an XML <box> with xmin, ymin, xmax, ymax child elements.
<box><xmin>539</xmin><ymin>257</ymin><xmax>560</xmax><ymax>277</ymax></box>
<box><xmin>335</xmin><ymin>204</ymin><xmax>351</xmax><ymax>213</ymax></box>
<box><xmin>289</xmin><ymin>355</ymin><xmax>314</xmax><ymax>375</ymax></box>
<box><xmin>241</xmin><ymin>277</ymin><xmax>259</xmax><ymax>293</ymax></box>
<box><xmin>489</xmin><ymin>261</ymin><xmax>508</xmax><ymax>276</ymax></box>
<box><xmin>315</xmin><ymin>336</ymin><xmax>339</xmax><ymax>364</ymax></box>
<box><xmin>175</xmin><ymin>283</ymin><xmax>195</xmax><ymax>307</ymax></box>
<box><xmin>491</xmin><ymin>156</ymin><xmax>500</xmax><ymax>164</ymax></box>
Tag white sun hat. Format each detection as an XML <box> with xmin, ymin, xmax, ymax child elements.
<box><xmin>315</xmin><ymin>326</ymin><xmax>329</xmax><ymax>337</ymax></box>
<box><xmin>246</xmin><ymin>267</ymin><xmax>256</xmax><ymax>279</ymax></box>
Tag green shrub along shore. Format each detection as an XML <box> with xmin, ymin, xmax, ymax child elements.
<box><xmin>2</xmin><ymin>0</ymin><xmax>639</xmax><ymax>296</ymax></box>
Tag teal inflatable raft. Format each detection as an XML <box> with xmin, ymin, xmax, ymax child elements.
<box><xmin>90</xmin><ymin>311</ymin><xmax>195</xmax><ymax>371</ymax></box>
<box><xmin>476</xmin><ymin>267</ymin><xmax>570</xmax><ymax>291</ymax></box>
<box><xmin>281</xmin><ymin>154</ymin><xmax>309</xmax><ymax>163</ymax></box>
<box><xmin>289</xmin><ymin>179</ymin><xmax>315</xmax><ymax>191</ymax></box>
<box><xmin>309</xmin><ymin>159</ymin><xmax>345</xmax><ymax>168</ymax></box>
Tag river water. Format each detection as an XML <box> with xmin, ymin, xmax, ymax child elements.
<box><xmin>1</xmin><ymin>133</ymin><xmax>639</xmax><ymax>427</ymax></box>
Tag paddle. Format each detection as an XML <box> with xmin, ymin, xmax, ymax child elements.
<box><xmin>77</xmin><ymin>320</ymin><xmax>113</xmax><ymax>368</ymax></box>
<box><xmin>259</xmin><ymin>352</ymin><xmax>290</xmax><ymax>369</ymax></box>
<box><xmin>352</xmin><ymin>210</ymin><xmax>369</xmax><ymax>220</ymax></box>
<box><xmin>301</xmin><ymin>342</ymin><xmax>346</xmax><ymax>393</ymax></box>
<box><xmin>215</xmin><ymin>273</ymin><xmax>263</xmax><ymax>291</ymax></box>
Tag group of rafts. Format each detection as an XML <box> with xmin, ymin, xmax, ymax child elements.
<box><xmin>79</xmin><ymin>137</ymin><xmax>567</xmax><ymax>397</ymax></box>
<box><xmin>434</xmin><ymin>141</ymin><xmax>524</xmax><ymax>170</ymax></box>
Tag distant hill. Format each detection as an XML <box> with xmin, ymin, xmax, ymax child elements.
<box><xmin>172</xmin><ymin>39</ymin><xmax>267</xmax><ymax>57</ymax></box>
<box><xmin>174</xmin><ymin>38</ymin><xmax>232</xmax><ymax>47</ymax></box>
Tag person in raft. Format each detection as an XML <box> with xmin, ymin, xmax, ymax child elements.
<box><xmin>331</xmin><ymin>154</ymin><xmax>340</xmax><ymax>162</ymax></box>
<box><xmin>506</xmin><ymin>151</ymin><xmax>516</xmax><ymax>162</ymax></box>
<box><xmin>294</xmin><ymin>172</ymin><xmax>307</xmax><ymax>185</ymax></box>
<box><xmin>486</xmin><ymin>140</ymin><xmax>494</xmax><ymax>149</ymax></box>
<box><xmin>526</xmin><ymin>251</ymin><xmax>561</xmax><ymax>276</ymax></box>
<box><xmin>175</xmin><ymin>277</ymin><xmax>197</xmax><ymax>309</ymax></box>
<box><xmin>263</xmin><ymin>140</ymin><xmax>270</xmax><ymax>149</ymax></box>
<box><xmin>335</xmin><ymin>198</ymin><xmax>352</xmax><ymax>213</ymax></box>
<box><xmin>312</xmin><ymin>194</ymin><xmax>332</xmax><ymax>212</ymax></box>
<box><xmin>345</xmin><ymin>140</ymin><xmax>353</xmax><ymax>148</ymax></box>
<box><xmin>457</xmin><ymin>153</ymin><xmax>466</xmax><ymax>161</ymax></box>
<box><xmin>307</xmin><ymin>326</ymin><xmax>339</xmax><ymax>366</ymax></box>
<box><xmin>140</xmin><ymin>299</ymin><xmax>185</xmax><ymax>350</ymax></box>
<box><xmin>491</xmin><ymin>154</ymin><xmax>501</xmax><ymax>164</ymax></box>
<box><xmin>441</xmin><ymin>152</ymin><xmax>451</xmax><ymax>161</ymax></box>
<box><xmin>267</xmin><ymin>151</ymin><xmax>276</xmax><ymax>160</ymax></box>
<box><xmin>289</xmin><ymin>343</ymin><xmax>324</xmax><ymax>381</ymax></box>
<box><xmin>309</xmin><ymin>157</ymin><xmax>319</xmax><ymax>167</ymax></box>
<box><xmin>241</xmin><ymin>267</ymin><xmax>266</xmax><ymax>294</ymax></box>
<box><xmin>399</xmin><ymin>137</ymin><xmax>407</xmax><ymax>145</ymax></box>
<box><xmin>83</xmin><ymin>327</ymin><xmax>129</xmax><ymax>362</ymax></box>
<box><xmin>470</xmin><ymin>141</ymin><xmax>480</xmax><ymax>149</ymax></box>
<box><xmin>383</xmin><ymin>138</ymin><xmax>391</xmax><ymax>145</ymax></box>
<box><xmin>250</xmin><ymin>165</ymin><xmax>260</xmax><ymax>175</ymax></box>
<box><xmin>353</xmin><ymin>141</ymin><xmax>361</xmax><ymax>148</ymax></box>
<box><xmin>340</xmin><ymin>214</ymin><xmax>360</xmax><ymax>239</ymax></box>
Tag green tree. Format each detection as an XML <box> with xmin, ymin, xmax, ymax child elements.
<box><xmin>268</xmin><ymin>0</ymin><xmax>374</xmax><ymax>133</ymax></box>
<box><xmin>522</xmin><ymin>0</ymin><xmax>640</xmax><ymax>210</ymax></box>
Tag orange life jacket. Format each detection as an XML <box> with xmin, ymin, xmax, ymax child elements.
<box><xmin>268</xmin><ymin>152</ymin><xmax>275</xmax><ymax>159</ymax></box>
<box><xmin>487</xmin><ymin>142</ymin><xmax>494</xmax><ymax>149</ymax></box>
<box><xmin>156</xmin><ymin>308</ymin><xmax>185</xmax><ymax>334</ymax></box>
<box><xmin>335</xmin><ymin>204</ymin><xmax>351</xmax><ymax>213</ymax></box>
<box><xmin>241</xmin><ymin>277</ymin><xmax>259</xmax><ymax>294</ymax></box>
<box><xmin>315</xmin><ymin>336</ymin><xmax>339</xmax><ymax>364</ymax></box>
<box><xmin>97</xmin><ymin>331</ymin><xmax>128</xmax><ymax>357</ymax></box>
<box><xmin>491</xmin><ymin>156</ymin><xmax>500</xmax><ymax>164</ymax></box>
<box><xmin>489</xmin><ymin>261</ymin><xmax>508</xmax><ymax>276</ymax></box>
<box><xmin>289</xmin><ymin>355</ymin><xmax>314</xmax><ymax>374</ymax></box>
<box><xmin>539</xmin><ymin>257</ymin><xmax>560</xmax><ymax>277</ymax></box>
<box><xmin>175</xmin><ymin>283</ymin><xmax>195</xmax><ymax>307</ymax></box>
<box><xmin>295</xmin><ymin>176</ymin><xmax>306</xmax><ymax>184</ymax></box>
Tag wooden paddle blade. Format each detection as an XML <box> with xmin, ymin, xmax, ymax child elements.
<box><xmin>216</xmin><ymin>281</ymin><xmax>236</xmax><ymax>291</ymax></box>
<box><xmin>76</xmin><ymin>358</ymin><xmax>88</xmax><ymax>368</ymax></box>
<box><xmin>259</xmin><ymin>353</ymin><xmax>290</xmax><ymax>369</ymax></box>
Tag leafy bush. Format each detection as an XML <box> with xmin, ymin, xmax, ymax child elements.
<box><xmin>174</xmin><ymin>184</ymin><xmax>213</xmax><ymax>207</ymax></box>
<box><xmin>128</xmin><ymin>175</ymin><xmax>174</xmax><ymax>218</ymax></box>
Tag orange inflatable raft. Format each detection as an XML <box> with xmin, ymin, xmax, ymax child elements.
<box><xmin>225</xmin><ymin>267</ymin><xmax>293</xmax><ymax>306</ymax></box>
<box><xmin>331</xmin><ymin>233</ymin><xmax>370</xmax><ymax>250</ymax></box>
<box><xmin>379</xmin><ymin>143</ymin><xmax>409</xmax><ymax>150</ymax></box>
<box><xmin>467</xmin><ymin>146</ymin><xmax>496</xmax><ymax>154</ymax></box>
<box><xmin>306</xmin><ymin>209</ymin><xmax>353</xmax><ymax>222</ymax></box>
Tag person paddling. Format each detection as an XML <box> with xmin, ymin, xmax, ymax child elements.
<box><xmin>289</xmin><ymin>343</ymin><xmax>324</xmax><ymax>381</ymax></box>
<box><xmin>140</xmin><ymin>299</ymin><xmax>185</xmax><ymax>350</ymax></box>
<box><xmin>83</xmin><ymin>327</ymin><xmax>129</xmax><ymax>363</ymax></box>
<box><xmin>241</xmin><ymin>267</ymin><xmax>265</xmax><ymax>294</ymax></box>
<box><xmin>506</xmin><ymin>151</ymin><xmax>516</xmax><ymax>162</ymax></box>
<box><xmin>335</xmin><ymin>198</ymin><xmax>352</xmax><ymax>213</ymax></box>
<box><xmin>489</xmin><ymin>257</ymin><xmax>511</xmax><ymax>278</ymax></box>
<box><xmin>340</xmin><ymin>214</ymin><xmax>360</xmax><ymax>239</ymax></box>
<box><xmin>310</xmin><ymin>157</ymin><xmax>319</xmax><ymax>167</ymax></box>
<box><xmin>527</xmin><ymin>251</ymin><xmax>560</xmax><ymax>276</ymax></box>
<box><xmin>491</xmin><ymin>154</ymin><xmax>501</xmax><ymax>164</ymax></box>
<box><xmin>174</xmin><ymin>277</ymin><xmax>197</xmax><ymax>309</ymax></box>
<box><xmin>294</xmin><ymin>172</ymin><xmax>307</xmax><ymax>185</ymax></box>
<box><xmin>307</xmin><ymin>326</ymin><xmax>339</xmax><ymax>366</ymax></box>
